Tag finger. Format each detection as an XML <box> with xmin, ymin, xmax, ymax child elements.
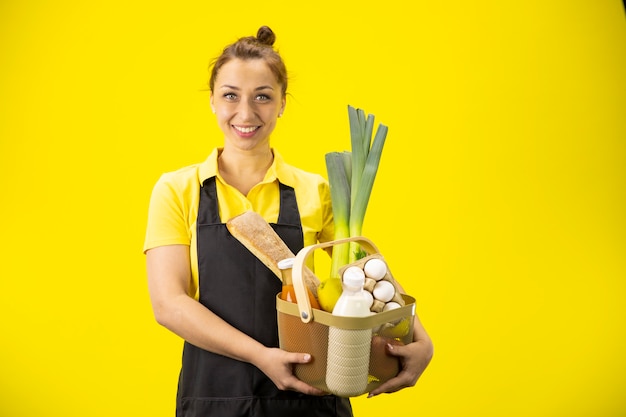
<box><xmin>288</xmin><ymin>352</ymin><xmax>313</xmax><ymax>364</ymax></box>
<box><xmin>290</xmin><ymin>380</ymin><xmax>328</xmax><ymax>396</ymax></box>
<box><xmin>367</xmin><ymin>375</ymin><xmax>405</xmax><ymax>398</ymax></box>
<box><xmin>384</xmin><ymin>342</ymin><xmax>407</xmax><ymax>358</ymax></box>
<box><xmin>283</xmin><ymin>353</ymin><xmax>327</xmax><ymax>395</ymax></box>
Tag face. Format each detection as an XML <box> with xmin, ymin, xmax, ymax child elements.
<box><xmin>210</xmin><ymin>58</ymin><xmax>286</xmax><ymax>152</ymax></box>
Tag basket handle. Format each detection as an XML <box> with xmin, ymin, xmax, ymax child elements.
<box><xmin>292</xmin><ymin>236</ymin><xmax>380</xmax><ymax>323</ymax></box>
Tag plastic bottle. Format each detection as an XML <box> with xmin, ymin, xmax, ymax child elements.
<box><xmin>325</xmin><ymin>267</ymin><xmax>372</xmax><ymax>397</ymax></box>
<box><xmin>278</xmin><ymin>258</ymin><xmax>321</xmax><ymax>310</ymax></box>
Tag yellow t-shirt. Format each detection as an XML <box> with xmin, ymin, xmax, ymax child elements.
<box><xmin>143</xmin><ymin>147</ymin><xmax>334</xmax><ymax>298</ymax></box>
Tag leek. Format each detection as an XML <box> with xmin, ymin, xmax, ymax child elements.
<box><xmin>349</xmin><ymin>121</ymin><xmax>388</xmax><ymax>262</ymax></box>
<box><xmin>325</xmin><ymin>151</ymin><xmax>351</xmax><ymax>277</ymax></box>
<box><xmin>326</xmin><ymin>105</ymin><xmax>388</xmax><ymax>277</ymax></box>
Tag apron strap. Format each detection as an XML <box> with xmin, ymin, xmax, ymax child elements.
<box><xmin>277</xmin><ymin>182</ymin><xmax>300</xmax><ymax>226</ymax></box>
<box><xmin>198</xmin><ymin>176</ymin><xmax>220</xmax><ymax>224</ymax></box>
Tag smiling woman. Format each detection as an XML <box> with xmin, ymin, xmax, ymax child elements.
<box><xmin>211</xmin><ymin>58</ymin><xmax>285</xmax><ymax>187</ymax></box>
<box><xmin>143</xmin><ymin>25</ymin><xmax>434</xmax><ymax>417</ymax></box>
<box><xmin>208</xmin><ymin>27</ymin><xmax>286</xmax><ymax>194</ymax></box>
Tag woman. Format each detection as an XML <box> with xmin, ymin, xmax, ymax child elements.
<box><xmin>144</xmin><ymin>26</ymin><xmax>433</xmax><ymax>417</ymax></box>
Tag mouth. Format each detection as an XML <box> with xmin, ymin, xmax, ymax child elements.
<box><xmin>233</xmin><ymin>125</ymin><xmax>260</xmax><ymax>134</ymax></box>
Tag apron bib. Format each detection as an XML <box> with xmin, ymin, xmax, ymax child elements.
<box><xmin>176</xmin><ymin>177</ymin><xmax>353</xmax><ymax>417</ymax></box>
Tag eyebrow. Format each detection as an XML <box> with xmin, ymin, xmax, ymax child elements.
<box><xmin>218</xmin><ymin>84</ymin><xmax>275</xmax><ymax>91</ymax></box>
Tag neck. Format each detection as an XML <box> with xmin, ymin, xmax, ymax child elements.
<box><xmin>217</xmin><ymin>147</ymin><xmax>274</xmax><ymax>195</ymax></box>
<box><xmin>218</xmin><ymin>146</ymin><xmax>274</xmax><ymax>176</ymax></box>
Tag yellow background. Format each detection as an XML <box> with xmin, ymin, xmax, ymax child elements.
<box><xmin>1</xmin><ymin>1</ymin><xmax>625</xmax><ymax>416</ymax></box>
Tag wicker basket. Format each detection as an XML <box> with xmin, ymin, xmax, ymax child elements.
<box><xmin>276</xmin><ymin>236</ymin><xmax>415</xmax><ymax>397</ymax></box>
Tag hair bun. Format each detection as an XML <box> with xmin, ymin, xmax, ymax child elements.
<box><xmin>256</xmin><ymin>26</ymin><xmax>276</xmax><ymax>46</ymax></box>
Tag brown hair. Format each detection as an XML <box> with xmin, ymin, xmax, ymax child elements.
<box><xmin>209</xmin><ymin>26</ymin><xmax>288</xmax><ymax>97</ymax></box>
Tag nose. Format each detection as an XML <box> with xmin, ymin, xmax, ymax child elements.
<box><xmin>236</xmin><ymin>98</ymin><xmax>256</xmax><ymax>121</ymax></box>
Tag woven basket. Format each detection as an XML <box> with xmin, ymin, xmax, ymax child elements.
<box><xmin>276</xmin><ymin>236</ymin><xmax>415</xmax><ymax>397</ymax></box>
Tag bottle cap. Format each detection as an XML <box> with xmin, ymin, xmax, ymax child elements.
<box><xmin>277</xmin><ymin>258</ymin><xmax>295</xmax><ymax>270</ymax></box>
<box><xmin>342</xmin><ymin>266</ymin><xmax>365</xmax><ymax>289</ymax></box>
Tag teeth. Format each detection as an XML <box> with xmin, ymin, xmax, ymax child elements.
<box><xmin>234</xmin><ymin>126</ymin><xmax>258</xmax><ymax>133</ymax></box>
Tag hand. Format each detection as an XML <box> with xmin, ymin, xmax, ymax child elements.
<box><xmin>367</xmin><ymin>336</ymin><xmax>434</xmax><ymax>397</ymax></box>
<box><xmin>255</xmin><ymin>347</ymin><xmax>328</xmax><ymax>396</ymax></box>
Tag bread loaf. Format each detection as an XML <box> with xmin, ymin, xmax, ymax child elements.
<box><xmin>226</xmin><ymin>211</ymin><xmax>320</xmax><ymax>296</ymax></box>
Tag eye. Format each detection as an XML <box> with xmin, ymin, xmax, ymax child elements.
<box><xmin>255</xmin><ymin>94</ymin><xmax>271</xmax><ymax>101</ymax></box>
<box><xmin>223</xmin><ymin>92</ymin><xmax>237</xmax><ymax>100</ymax></box>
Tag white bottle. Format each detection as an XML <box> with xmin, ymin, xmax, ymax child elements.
<box><xmin>325</xmin><ymin>267</ymin><xmax>372</xmax><ymax>397</ymax></box>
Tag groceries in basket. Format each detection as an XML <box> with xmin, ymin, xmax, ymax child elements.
<box><xmin>276</xmin><ymin>236</ymin><xmax>415</xmax><ymax>397</ymax></box>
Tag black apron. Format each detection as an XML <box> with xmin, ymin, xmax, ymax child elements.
<box><xmin>176</xmin><ymin>176</ymin><xmax>353</xmax><ymax>417</ymax></box>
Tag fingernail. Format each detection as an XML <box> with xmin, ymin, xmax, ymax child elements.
<box><xmin>387</xmin><ymin>343</ymin><xmax>394</xmax><ymax>350</ymax></box>
<box><xmin>303</xmin><ymin>354</ymin><xmax>311</xmax><ymax>362</ymax></box>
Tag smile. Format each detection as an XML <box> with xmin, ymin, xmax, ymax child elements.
<box><xmin>233</xmin><ymin>125</ymin><xmax>260</xmax><ymax>134</ymax></box>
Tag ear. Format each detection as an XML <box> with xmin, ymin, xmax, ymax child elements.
<box><xmin>210</xmin><ymin>94</ymin><xmax>216</xmax><ymax>114</ymax></box>
<box><xmin>279</xmin><ymin>97</ymin><xmax>286</xmax><ymax>117</ymax></box>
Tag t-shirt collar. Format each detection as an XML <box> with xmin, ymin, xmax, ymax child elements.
<box><xmin>198</xmin><ymin>147</ymin><xmax>296</xmax><ymax>188</ymax></box>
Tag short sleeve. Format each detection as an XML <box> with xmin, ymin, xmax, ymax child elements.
<box><xmin>143</xmin><ymin>173</ymin><xmax>192</xmax><ymax>252</ymax></box>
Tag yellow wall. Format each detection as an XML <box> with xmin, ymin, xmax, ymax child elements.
<box><xmin>1</xmin><ymin>1</ymin><xmax>625</xmax><ymax>416</ymax></box>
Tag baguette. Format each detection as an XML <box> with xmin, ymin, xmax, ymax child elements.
<box><xmin>226</xmin><ymin>211</ymin><xmax>321</xmax><ymax>296</ymax></box>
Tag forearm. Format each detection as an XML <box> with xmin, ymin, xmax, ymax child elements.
<box><xmin>146</xmin><ymin>245</ymin><xmax>268</xmax><ymax>366</ymax></box>
<box><xmin>154</xmin><ymin>292</ymin><xmax>267</xmax><ymax>365</ymax></box>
